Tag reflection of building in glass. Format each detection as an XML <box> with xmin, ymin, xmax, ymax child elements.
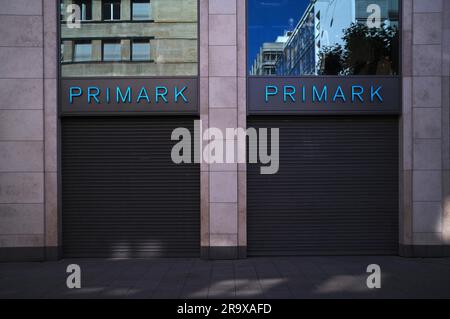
<box><xmin>60</xmin><ymin>0</ymin><xmax>198</xmax><ymax>77</ymax></box>
<box><xmin>275</xmin><ymin>0</ymin><xmax>399</xmax><ymax>75</ymax></box>
<box><xmin>276</xmin><ymin>4</ymin><xmax>315</xmax><ymax>75</ymax></box>
<box><xmin>250</xmin><ymin>34</ymin><xmax>289</xmax><ymax>76</ymax></box>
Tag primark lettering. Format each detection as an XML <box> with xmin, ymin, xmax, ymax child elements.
<box><xmin>265</xmin><ymin>84</ymin><xmax>383</xmax><ymax>103</ymax></box>
<box><xmin>69</xmin><ymin>85</ymin><xmax>189</xmax><ymax>104</ymax></box>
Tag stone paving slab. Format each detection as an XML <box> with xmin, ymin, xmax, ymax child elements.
<box><xmin>0</xmin><ymin>257</ymin><xmax>450</xmax><ymax>299</ymax></box>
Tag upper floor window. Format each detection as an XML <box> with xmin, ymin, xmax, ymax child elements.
<box><xmin>132</xmin><ymin>0</ymin><xmax>152</xmax><ymax>21</ymax></box>
<box><xmin>73</xmin><ymin>0</ymin><xmax>92</xmax><ymax>21</ymax></box>
<box><xmin>103</xmin><ymin>41</ymin><xmax>122</xmax><ymax>61</ymax></box>
<box><xmin>248</xmin><ymin>0</ymin><xmax>400</xmax><ymax>76</ymax></box>
<box><xmin>103</xmin><ymin>0</ymin><xmax>121</xmax><ymax>21</ymax></box>
<box><xmin>73</xmin><ymin>41</ymin><xmax>92</xmax><ymax>62</ymax></box>
<box><xmin>60</xmin><ymin>0</ymin><xmax>198</xmax><ymax>77</ymax></box>
<box><xmin>132</xmin><ymin>40</ymin><xmax>151</xmax><ymax>61</ymax></box>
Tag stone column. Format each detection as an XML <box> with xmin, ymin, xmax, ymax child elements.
<box><xmin>91</xmin><ymin>39</ymin><xmax>102</xmax><ymax>61</ymax></box>
<box><xmin>0</xmin><ymin>1</ymin><xmax>45</xmax><ymax>261</ymax></box>
<box><xmin>121</xmin><ymin>39</ymin><xmax>131</xmax><ymax>60</ymax></box>
<box><xmin>200</xmin><ymin>0</ymin><xmax>246</xmax><ymax>259</ymax></box>
<box><xmin>93</xmin><ymin>0</ymin><xmax>102</xmax><ymax>21</ymax></box>
<box><xmin>44</xmin><ymin>0</ymin><xmax>59</xmax><ymax>260</ymax></box>
<box><xmin>121</xmin><ymin>0</ymin><xmax>131</xmax><ymax>20</ymax></box>
<box><xmin>401</xmin><ymin>0</ymin><xmax>450</xmax><ymax>257</ymax></box>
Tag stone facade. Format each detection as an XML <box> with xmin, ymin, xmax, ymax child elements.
<box><xmin>0</xmin><ymin>0</ymin><xmax>449</xmax><ymax>261</ymax></box>
<box><xmin>400</xmin><ymin>0</ymin><xmax>450</xmax><ymax>256</ymax></box>
<box><xmin>199</xmin><ymin>0</ymin><xmax>246</xmax><ymax>259</ymax></box>
<box><xmin>0</xmin><ymin>0</ymin><xmax>57</xmax><ymax>261</ymax></box>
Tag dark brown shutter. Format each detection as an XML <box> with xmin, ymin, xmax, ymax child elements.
<box><xmin>61</xmin><ymin>116</ymin><xmax>199</xmax><ymax>258</ymax></box>
<box><xmin>247</xmin><ymin>116</ymin><xmax>399</xmax><ymax>256</ymax></box>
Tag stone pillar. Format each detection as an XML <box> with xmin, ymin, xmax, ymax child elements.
<box><xmin>400</xmin><ymin>0</ymin><xmax>450</xmax><ymax>257</ymax></box>
<box><xmin>92</xmin><ymin>0</ymin><xmax>102</xmax><ymax>21</ymax></box>
<box><xmin>43</xmin><ymin>0</ymin><xmax>59</xmax><ymax>261</ymax></box>
<box><xmin>63</xmin><ymin>40</ymin><xmax>73</xmax><ymax>61</ymax></box>
<box><xmin>91</xmin><ymin>39</ymin><xmax>102</xmax><ymax>61</ymax></box>
<box><xmin>200</xmin><ymin>0</ymin><xmax>246</xmax><ymax>259</ymax></box>
<box><xmin>121</xmin><ymin>39</ymin><xmax>131</xmax><ymax>60</ymax></box>
<box><xmin>0</xmin><ymin>1</ymin><xmax>46</xmax><ymax>261</ymax></box>
<box><xmin>121</xmin><ymin>0</ymin><xmax>131</xmax><ymax>20</ymax></box>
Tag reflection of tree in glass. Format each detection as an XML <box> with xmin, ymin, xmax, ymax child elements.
<box><xmin>318</xmin><ymin>23</ymin><xmax>399</xmax><ymax>75</ymax></box>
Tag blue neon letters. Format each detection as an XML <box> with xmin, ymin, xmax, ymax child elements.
<box><xmin>69</xmin><ymin>85</ymin><xmax>189</xmax><ymax>104</ymax></box>
<box><xmin>265</xmin><ymin>84</ymin><xmax>383</xmax><ymax>103</ymax></box>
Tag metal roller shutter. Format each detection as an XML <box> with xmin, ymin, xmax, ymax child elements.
<box><xmin>247</xmin><ymin>116</ymin><xmax>399</xmax><ymax>256</ymax></box>
<box><xmin>61</xmin><ymin>117</ymin><xmax>200</xmax><ymax>258</ymax></box>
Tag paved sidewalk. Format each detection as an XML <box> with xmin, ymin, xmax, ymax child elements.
<box><xmin>1</xmin><ymin>256</ymin><xmax>450</xmax><ymax>299</ymax></box>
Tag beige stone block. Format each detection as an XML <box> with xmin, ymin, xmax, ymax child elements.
<box><xmin>200</xmin><ymin>77</ymin><xmax>209</xmax><ymax>116</ymax></box>
<box><xmin>209</xmin><ymin>0</ymin><xmax>236</xmax><ymax>14</ymax></box>
<box><xmin>402</xmin><ymin>0</ymin><xmax>413</xmax><ymax>31</ymax></box>
<box><xmin>43</xmin><ymin>0</ymin><xmax>57</xmax><ymax>78</ymax></box>
<box><xmin>210</xmin><ymin>203</ymin><xmax>238</xmax><ymax>234</ymax></box>
<box><xmin>413</xmin><ymin>202</ymin><xmax>443</xmax><ymax>233</ymax></box>
<box><xmin>402</xmin><ymin>31</ymin><xmax>413</xmax><ymax>76</ymax></box>
<box><xmin>413</xmin><ymin>13</ymin><xmax>442</xmax><ymax>45</ymax></box>
<box><xmin>0</xmin><ymin>204</ymin><xmax>44</xmax><ymax>235</ymax></box>
<box><xmin>209</xmin><ymin>46</ymin><xmax>237</xmax><ymax>77</ymax></box>
<box><xmin>0</xmin><ymin>235</ymin><xmax>44</xmax><ymax>248</ymax></box>
<box><xmin>443</xmin><ymin>170</ymin><xmax>450</xmax><ymax>243</ymax></box>
<box><xmin>238</xmin><ymin>170</ymin><xmax>246</xmax><ymax>247</ymax></box>
<box><xmin>413</xmin><ymin>170</ymin><xmax>442</xmax><ymax>201</ymax></box>
<box><xmin>413</xmin><ymin>0</ymin><xmax>443</xmax><ymax>13</ymax></box>
<box><xmin>443</xmin><ymin>77</ymin><xmax>450</xmax><ymax>169</ymax></box>
<box><xmin>0</xmin><ymin>79</ymin><xmax>43</xmax><ymax>110</ymax></box>
<box><xmin>210</xmin><ymin>171</ymin><xmax>237</xmax><ymax>203</ymax></box>
<box><xmin>0</xmin><ymin>0</ymin><xmax>42</xmax><ymax>15</ymax></box>
<box><xmin>237</xmin><ymin>0</ymin><xmax>246</xmax><ymax>77</ymax></box>
<box><xmin>209</xmin><ymin>77</ymin><xmax>237</xmax><ymax>108</ymax></box>
<box><xmin>209</xmin><ymin>15</ymin><xmax>236</xmax><ymax>46</ymax></box>
<box><xmin>402</xmin><ymin>78</ymin><xmax>413</xmax><ymax>169</ymax></box>
<box><xmin>45</xmin><ymin>80</ymin><xmax>58</xmax><ymax>172</ymax></box>
<box><xmin>0</xmin><ymin>47</ymin><xmax>43</xmax><ymax>78</ymax></box>
<box><xmin>413</xmin><ymin>45</ymin><xmax>442</xmax><ymax>76</ymax></box>
<box><xmin>0</xmin><ymin>173</ymin><xmax>44</xmax><ymax>204</ymax></box>
<box><xmin>444</xmin><ymin>0</ymin><xmax>450</xmax><ymax>29</ymax></box>
<box><xmin>0</xmin><ymin>110</ymin><xmax>43</xmax><ymax>141</ymax></box>
<box><xmin>413</xmin><ymin>232</ymin><xmax>442</xmax><ymax>245</ymax></box>
<box><xmin>413</xmin><ymin>108</ymin><xmax>442</xmax><ymax>139</ymax></box>
<box><xmin>200</xmin><ymin>171</ymin><xmax>210</xmax><ymax>247</ymax></box>
<box><xmin>209</xmin><ymin>108</ymin><xmax>237</xmax><ymax>132</ymax></box>
<box><xmin>45</xmin><ymin>172</ymin><xmax>58</xmax><ymax>247</ymax></box>
<box><xmin>0</xmin><ymin>142</ymin><xmax>44</xmax><ymax>172</ymax></box>
<box><xmin>199</xmin><ymin>0</ymin><xmax>209</xmax><ymax>77</ymax></box>
<box><xmin>413</xmin><ymin>139</ymin><xmax>442</xmax><ymax>170</ymax></box>
<box><xmin>413</xmin><ymin>76</ymin><xmax>442</xmax><ymax>107</ymax></box>
<box><xmin>443</xmin><ymin>29</ymin><xmax>450</xmax><ymax>76</ymax></box>
<box><xmin>0</xmin><ymin>16</ymin><xmax>42</xmax><ymax>47</ymax></box>
<box><xmin>401</xmin><ymin>170</ymin><xmax>413</xmax><ymax>245</ymax></box>
<box><xmin>210</xmin><ymin>234</ymin><xmax>238</xmax><ymax>247</ymax></box>
<box><xmin>237</xmin><ymin>77</ymin><xmax>246</xmax><ymax>111</ymax></box>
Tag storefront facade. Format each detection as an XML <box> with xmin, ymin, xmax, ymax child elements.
<box><xmin>0</xmin><ymin>0</ymin><xmax>449</xmax><ymax>261</ymax></box>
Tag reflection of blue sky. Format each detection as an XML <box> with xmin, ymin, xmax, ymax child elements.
<box><xmin>248</xmin><ymin>0</ymin><xmax>310</xmax><ymax>69</ymax></box>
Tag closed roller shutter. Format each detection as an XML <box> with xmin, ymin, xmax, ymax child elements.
<box><xmin>62</xmin><ymin>117</ymin><xmax>199</xmax><ymax>258</ymax></box>
<box><xmin>247</xmin><ymin>116</ymin><xmax>399</xmax><ymax>256</ymax></box>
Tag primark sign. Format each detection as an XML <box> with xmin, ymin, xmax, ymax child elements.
<box><xmin>60</xmin><ymin>78</ymin><xmax>198</xmax><ymax>115</ymax></box>
<box><xmin>248</xmin><ymin>77</ymin><xmax>401</xmax><ymax>115</ymax></box>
